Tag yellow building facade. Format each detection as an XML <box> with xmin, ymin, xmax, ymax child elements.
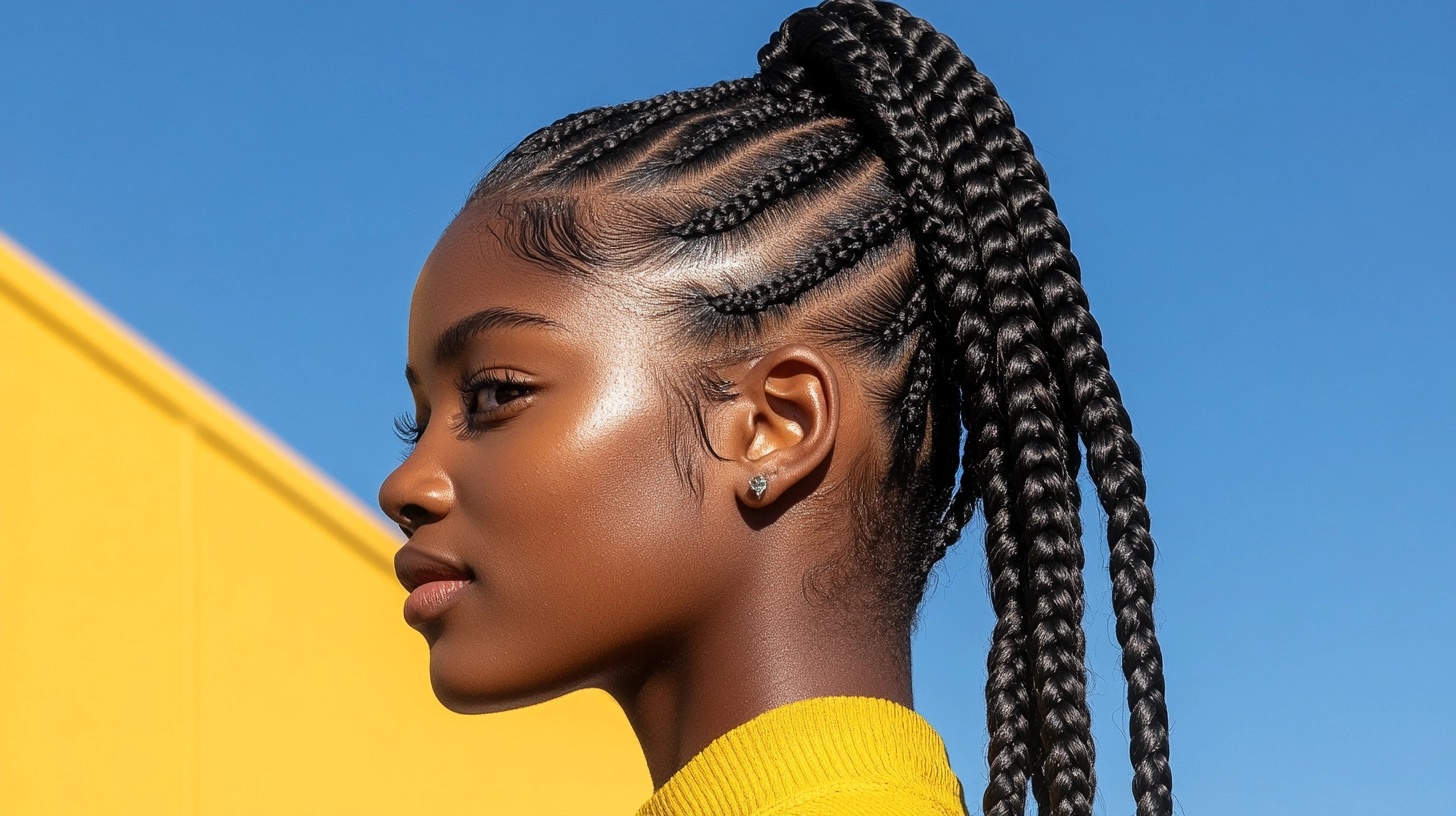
<box><xmin>0</xmin><ymin>235</ymin><xmax>651</xmax><ymax>814</ymax></box>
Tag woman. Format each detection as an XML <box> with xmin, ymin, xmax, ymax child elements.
<box><xmin>379</xmin><ymin>2</ymin><xmax>1173</xmax><ymax>814</ymax></box>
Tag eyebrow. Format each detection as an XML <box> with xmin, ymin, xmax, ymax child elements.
<box><xmin>405</xmin><ymin>307</ymin><xmax>564</xmax><ymax>385</ymax></box>
<box><xmin>428</xmin><ymin>303</ymin><xmax>559</xmax><ymax>362</ymax></box>
<box><xmin>432</xmin><ymin>306</ymin><xmax>564</xmax><ymax>364</ymax></box>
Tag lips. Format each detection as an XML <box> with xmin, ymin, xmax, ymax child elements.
<box><xmin>395</xmin><ymin>545</ymin><xmax>474</xmax><ymax>628</ymax></box>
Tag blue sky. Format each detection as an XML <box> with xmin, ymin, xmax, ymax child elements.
<box><xmin>3</xmin><ymin>1</ymin><xmax>1453</xmax><ymax>813</ymax></box>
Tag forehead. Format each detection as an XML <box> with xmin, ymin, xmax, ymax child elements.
<box><xmin>408</xmin><ymin>206</ymin><xmax>597</xmax><ymax>352</ymax></box>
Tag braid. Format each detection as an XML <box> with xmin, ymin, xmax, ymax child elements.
<box><xmin>893</xmin><ymin>336</ymin><xmax>936</xmax><ymax>469</ymax></box>
<box><xmin>975</xmin><ymin>401</ymin><xmax>1041</xmax><ymax>816</ymax></box>
<box><xmin>701</xmin><ymin>200</ymin><xmax>905</xmax><ymax>315</ymax></box>
<box><xmin>1045</xmin><ymin>269</ymin><xmax>1173</xmax><ymax>815</ymax></box>
<box><xmin>666</xmin><ymin>94</ymin><xmax>817</xmax><ymax>166</ymax></box>
<box><xmin>994</xmin><ymin>280</ymin><xmax>1095</xmax><ymax>816</ymax></box>
<box><xmin>513</xmin><ymin>98</ymin><xmax>653</xmax><ymax>156</ymax></box>
<box><xmin>669</xmin><ymin>130</ymin><xmax>865</xmax><ymax>237</ymax></box>
<box><xmin>879</xmin><ymin>281</ymin><xmax>928</xmax><ymax>347</ymax></box>
<box><xmin>964</xmin><ymin>89</ymin><xmax>1094</xmax><ymax>812</ymax></box>
<box><xmin>876</xmin><ymin>5</ymin><xmax>1174</xmax><ymax>812</ymax></box>
<box><xmin>510</xmin><ymin>77</ymin><xmax>758</xmax><ymax>164</ymax></box>
<box><xmin>557</xmin><ymin>79</ymin><xmax>763</xmax><ymax>171</ymax></box>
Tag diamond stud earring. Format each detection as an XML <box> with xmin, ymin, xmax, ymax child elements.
<box><xmin>748</xmin><ymin>474</ymin><xmax>769</xmax><ymax>500</ymax></box>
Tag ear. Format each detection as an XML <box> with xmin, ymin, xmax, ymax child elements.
<box><xmin>720</xmin><ymin>343</ymin><xmax>840</xmax><ymax>510</ymax></box>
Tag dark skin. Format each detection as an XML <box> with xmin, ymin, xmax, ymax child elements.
<box><xmin>378</xmin><ymin>201</ymin><xmax>914</xmax><ymax>789</ymax></box>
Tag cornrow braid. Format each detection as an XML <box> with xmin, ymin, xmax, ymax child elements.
<box><xmin>557</xmin><ymin>80</ymin><xmax>767</xmax><ymax>172</ymax></box>
<box><xmin>665</xmin><ymin>94</ymin><xmax>818</xmax><ymax>166</ymax></box>
<box><xmin>806</xmin><ymin>271</ymin><xmax>925</xmax><ymax>364</ymax></box>
<box><xmin>892</xmin><ymin>335</ymin><xmax>937</xmax><ymax>471</ymax></box>
<box><xmin>700</xmin><ymin>200</ymin><xmax>905</xmax><ymax>315</ymax></box>
<box><xmin>669</xmin><ymin>130</ymin><xmax>865</xmax><ymax>237</ymax></box>
<box><xmin>515</xmin><ymin>77</ymin><xmax>760</xmax><ymax>158</ymax></box>
<box><xmin>879</xmin><ymin>281</ymin><xmax>929</xmax><ymax>348</ymax></box>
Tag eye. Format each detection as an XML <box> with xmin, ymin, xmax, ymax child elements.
<box><xmin>457</xmin><ymin>369</ymin><xmax>533</xmax><ymax>426</ymax></box>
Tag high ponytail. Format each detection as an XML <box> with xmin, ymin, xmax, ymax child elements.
<box><xmin>758</xmin><ymin>4</ymin><xmax>1172</xmax><ymax>814</ymax></box>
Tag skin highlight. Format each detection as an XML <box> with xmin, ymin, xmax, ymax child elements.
<box><xmin>379</xmin><ymin>203</ymin><xmax>914</xmax><ymax>788</ymax></box>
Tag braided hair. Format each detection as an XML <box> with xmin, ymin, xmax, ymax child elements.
<box><xmin>470</xmin><ymin>3</ymin><xmax>1172</xmax><ymax>814</ymax></box>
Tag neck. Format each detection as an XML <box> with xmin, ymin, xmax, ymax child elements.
<box><xmin>605</xmin><ymin>585</ymin><xmax>913</xmax><ymax>790</ymax></box>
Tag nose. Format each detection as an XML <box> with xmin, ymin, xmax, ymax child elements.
<box><xmin>378</xmin><ymin>453</ymin><xmax>454</xmax><ymax>538</ymax></box>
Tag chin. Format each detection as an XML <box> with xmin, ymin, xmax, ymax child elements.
<box><xmin>431</xmin><ymin>687</ymin><xmax>521</xmax><ymax>715</ymax></box>
<box><xmin>427</xmin><ymin>650</ymin><xmax>586</xmax><ymax>715</ymax></box>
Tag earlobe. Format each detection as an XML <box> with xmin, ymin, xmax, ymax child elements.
<box><xmin>730</xmin><ymin>344</ymin><xmax>840</xmax><ymax>509</ymax></box>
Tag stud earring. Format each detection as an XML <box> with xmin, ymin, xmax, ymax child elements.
<box><xmin>748</xmin><ymin>474</ymin><xmax>769</xmax><ymax>500</ymax></box>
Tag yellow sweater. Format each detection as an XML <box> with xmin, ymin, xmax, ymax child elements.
<box><xmin>635</xmin><ymin>696</ymin><xmax>970</xmax><ymax>816</ymax></box>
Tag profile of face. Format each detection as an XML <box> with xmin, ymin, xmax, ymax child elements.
<box><xmin>377</xmin><ymin>201</ymin><xmax>859</xmax><ymax>714</ymax></box>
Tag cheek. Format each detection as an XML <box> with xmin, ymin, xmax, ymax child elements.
<box><xmin>428</xmin><ymin>371</ymin><xmax>740</xmax><ymax>704</ymax></box>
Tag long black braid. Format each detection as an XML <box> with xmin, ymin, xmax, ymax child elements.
<box><xmin>470</xmin><ymin>3</ymin><xmax>1172</xmax><ymax>814</ymax></box>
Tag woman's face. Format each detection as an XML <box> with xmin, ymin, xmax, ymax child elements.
<box><xmin>378</xmin><ymin>203</ymin><xmax>748</xmax><ymax>712</ymax></box>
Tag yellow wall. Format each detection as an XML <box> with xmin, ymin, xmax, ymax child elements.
<box><xmin>0</xmin><ymin>235</ymin><xmax>651</xmax><ymax>815</ymax></box>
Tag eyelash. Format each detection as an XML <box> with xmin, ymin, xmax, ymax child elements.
<box><xmin>393</xmin><ymin>413</ymin><xmax>424</xmax><ymax>447</ymax></box>
<box><xmin>393</xmin><ymin>369</ymin><xmax>533</xmax><ymax>450</ymax></box>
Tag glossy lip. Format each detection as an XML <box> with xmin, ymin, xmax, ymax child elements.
<box><xmin>395</xmin><ymin>544</ymin><xmax>475</xmax><ymax>628</ymax></box>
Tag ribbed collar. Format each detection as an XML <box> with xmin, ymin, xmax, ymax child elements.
<box><xmin>634</xmin><ymin>695</ymin><xmax>967</xmax><ymax>816</ymax></box>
